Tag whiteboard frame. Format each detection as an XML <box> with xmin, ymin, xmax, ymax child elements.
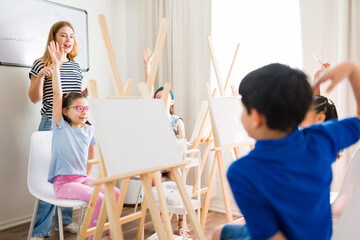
<box><xmin>0</xmin><ymin>0</ymin><xmax>89</xmax><ymax>71</ymax></box>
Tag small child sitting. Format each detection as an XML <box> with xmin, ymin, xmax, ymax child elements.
<box><xmin>212</xmin><ymin>62</ymin><xmax>360</xmax><ymax>240</ymax></box>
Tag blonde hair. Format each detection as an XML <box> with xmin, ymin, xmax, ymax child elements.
<box><xmin>42</xmin><ymin>21</ymin><xmax>79</xmax><ymax>66</ymax></box>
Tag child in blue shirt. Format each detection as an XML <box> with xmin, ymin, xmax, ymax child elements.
<box><xmin>47</xmin><ymin>41</ymin><xmax>119</xmax><ymax>240</ymax></box>
<box><xmin>212</xmin><ymin>62</ymin><xmax>360</xmax><ymax>240</ymax></box>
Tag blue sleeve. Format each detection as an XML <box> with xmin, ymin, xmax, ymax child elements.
<box><xmin>311</xmin><ymin>118</ymin><xmax>360</xmax><ymax>158</ymax></box>
<box><xmin>89</xmin><ymin>126</ymin><xmax>96</xmax><ymax>145</ymax></box>
<box><xmin>227</xmin><ymin>161</ymin><xmax>279</xmax><ymax>240</ymax></box>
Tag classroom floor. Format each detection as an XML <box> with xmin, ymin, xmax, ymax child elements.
<box><xmin>0</xmin><ymin>206</ymin><xmax>227</xmax><ymax>239</ymax></box>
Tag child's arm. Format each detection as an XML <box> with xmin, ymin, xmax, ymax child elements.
<box><xmin>143</xmin><ymin>48</ymin><xmax>153</xmax><ymax>83</ymax></box>
<box><xmin>177</xmin><ymin>119</ymin><xmax>186</xmax><ymax>139</ymax></box>
<box><xmin>28</xmin><ymin>64</ymin><xmax>53</xmax><ymax>103</ymax></box>
<box><xmin>48</xmin><ymin>41</ymin><xmax>64</xmax><ymax>127</ymax></box>
<box><xmin>314</xmin><ymin>61</ymin><xmax>360</xmax><ymax>118</ymax></box>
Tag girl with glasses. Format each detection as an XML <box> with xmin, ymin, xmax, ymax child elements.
<box><xmin>47</xmin><ymin>40</ymin><xmax>119</xmax><ymax>240</ymax></box>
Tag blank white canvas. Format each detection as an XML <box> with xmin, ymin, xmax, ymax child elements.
<box><xmin>208</xmin><ymin>97</ymin><xmax>252</xmax><ymax>147</ymax></box>
<box><xmin>88</xmin><ymin>99</ymin><xmax>182</xmax><ymax>177</ymax></box>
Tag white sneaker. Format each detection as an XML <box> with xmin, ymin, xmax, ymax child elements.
<box><xmin>54</xmin><ymin>222</ymin><xmax>78</xmax><ymax>233</ymax></box>
<box><xmin>31</xmin><ymin>238</ymin><xmax>45</xmax><ymax>240</ymax></box>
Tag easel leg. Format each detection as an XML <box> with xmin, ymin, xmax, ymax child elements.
<box><xmin>153</xmin><ymin>171</ymin><xmax>174</xmax><ymax>239</ymax></box>
<box><xmin>136</xmin><ymin>194</ymin><xmax>147</xmax><ymax>240</ymax></box>
<box><xmin>171</xmin><ymin>168</ymin><xmax>206</xmax><ymax>240</ymax></box>
<box><xmin>216</xmin><ymin>151</ymin><xmax>233</xmax><ymax>222</ymax></box>
<box><xmin>201</xmin><ymin>153</ymin><xmax>218</xmax><ymax>230</ymax></box>
<box><xmin>79</xmin><ymin>184</ymin><xmax>101</xmax><ymax>240</ymax></box>
<box><xmin>94</xmin><ymin>178</ymin><xmax>129</xmax><ymax>239</ymax></box>
<box><xmin>94</xmin><ymin>198</ymin><xmax>107</xmax><ymax>240</ymax></box>
<box><xmin>103</xmin><ymin>182</ymin><xmax>124</xmax><ymax>240</ymax></box>
<box><xmin>141</xmin><ymin>173</ymin><xmax>167</xmax><ymax>240</ymax></box>
<box><xmin>193</xmin><ymin>138</ymin><xmax>212</xmax><ymax>191</ymax></box>
<box><xmin>117</xmin><ymin>178</ymin><xmax>130</xmax><ymax>216</ymax></box>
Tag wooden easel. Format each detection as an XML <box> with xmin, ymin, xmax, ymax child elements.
<box><xmin>78</xmin><ymin>14</ymin><xmax>148</xmax><ymax>240</ymax></box>
<box><xmin>86</xmin><ymin>98</ymin><xmax>206</xmax><ymax>240</ymax></box>
<box><xmin>80</xmin><ymin>14</ymin><xmax>205</xmax><ymax>240</ymax></box>
<box><xmin>80</xmin><ymin>78</ymin><xmax>148</xmax><ymax>240</ymax></box>
<box><xmin>185</xmin><ymin>37</ymin><xmax>241</xmax><ymax>229</ymax></box>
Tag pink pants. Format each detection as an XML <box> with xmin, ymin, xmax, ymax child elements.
<box><xmin>53</xmin><ymin>175</ymin><xmax>120</xmax><ymax>239</ymax></box>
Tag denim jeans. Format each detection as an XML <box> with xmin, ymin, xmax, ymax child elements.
<box><xmin>31</xmin><ymin>114</ymin><xmax>74</xmax><ymax>237</ymax></box>
<box><xmin>220</xmin><ymin>224</ymin><xmax>252</xmax><ymax>240</ymax></box>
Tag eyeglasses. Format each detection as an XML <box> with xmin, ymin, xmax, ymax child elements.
<box><xmin>65</xmin><ymin>105</ymin><xmax>89</xmax><ymax>113</ymax></box>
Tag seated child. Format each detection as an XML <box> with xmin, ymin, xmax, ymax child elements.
<box><xmin>47</xmin><ymin>41</ymin><xmax>120</xmax><ymax>240</ymax></box>
<box><xmin>144</xmin><ymin>47</ymin><xmax>189</xmax><ymax>237</ymax></box>
<box><xmin>212</xmin><ymin>61</ymin><xmax>360</xmax><ymax>240</ymax></box>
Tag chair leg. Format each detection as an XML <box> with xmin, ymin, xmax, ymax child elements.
<box><xmin>57</xmin><ymin>207</ymin><xmax>64</xmax><ymax>240</ymax></box>
<box><xmin>77</xmin><ymin>206</ymin><xmax>84</xmax><ymax>240</ymax></box>
<box><xmin>27</xmin><ymin>199</ymin><xmax>39</xmax><ymax>240</ymax></box>
<box><xmin>134</xmin><ymin>183</ymin><xmax>142</xmax><ymax>213</ymax></box>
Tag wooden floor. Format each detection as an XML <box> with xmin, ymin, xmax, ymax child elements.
<box><xmin>0</xmin><ymin>206</ymin><xmax>228</xmax><ymax>239</ymax></box>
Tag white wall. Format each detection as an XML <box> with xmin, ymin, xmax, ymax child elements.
<box><xmin>0</xmin><ymin>0</ymin><xmax>129</xmax><ymax>230</ymax></box>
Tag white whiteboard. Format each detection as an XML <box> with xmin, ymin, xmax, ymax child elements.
<box><xmin>88</xmin><ymin>99</ymin><xmax>182</xmax><ymax>177</ymax></box>
<box><xmin>208</xmin><ymin>97</ymin><xmax>252</xmax><ymax>147</ymax></box>
<box><xmin>0</xmin><ymin>0</ymin><xmax>89</xmax><ymax>71</ymax></box>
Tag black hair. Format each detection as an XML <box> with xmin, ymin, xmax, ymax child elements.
<box><xmin>238</xmin><ymin>63</ymin><xmax>312</xmax><ymax>132</ymax></box>
<box><xmin>62</xmin><ymin>92</ymin><xmax>91</xmax><ymax>125</ymax></box>
<box><xmin>311</xmin><ymin>95</ymin><xmax>338</xmax><ymax>120</ymax></box>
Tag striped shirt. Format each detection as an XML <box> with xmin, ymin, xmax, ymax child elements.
<box><xmin>29</xmin><ymin>58</ymin><xmax>83</xmax><ymax>119</ymax></box>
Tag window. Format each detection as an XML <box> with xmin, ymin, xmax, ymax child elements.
<box><xmin>211</xmin><ymin>0</ymin><xmax>302</xmax><ymax>93</ymax></box>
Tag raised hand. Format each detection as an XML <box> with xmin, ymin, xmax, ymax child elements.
<box><xmin>47</xmin><ymin>41</ymin><xmax>64</xmax><ymax>66</ymax></box>
<box><xmin>38</xmin><ymin>64</ymin><xmax>53</xmax><ymax>79</ymax></box>
<box><xmin>313</xmin><ymin>61</ymin><xmax>358</xmax><ymax>93</ymax></box>
<box><xmin>314</xmin><ymin>62</ymin><xmax>330</xmax><ymax>80</ymax></box>
<box><xmin>143</xmin><ymin>48</ymin><xmax>154</xmax><ymax>67</ymax></box>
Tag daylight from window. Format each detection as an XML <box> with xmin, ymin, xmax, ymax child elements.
<box><xmin>211</xmin><ymin>0</ymin><xmax>303</xmax><ymax>92</ymax></box>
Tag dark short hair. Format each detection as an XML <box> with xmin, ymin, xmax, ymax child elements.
<box><xmin>238</xmin><ymin>63</ymin><xmax>312</xmax><ymax>131</ymax></box>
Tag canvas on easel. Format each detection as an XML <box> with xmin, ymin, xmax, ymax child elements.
<box><xmin>79</xmin><ymin>13</ymin><xmax>171</xmax><ymax>239</ymax></box>
<box><xmin>79</xmin><ymin>12</ymin><xmax>205</xmax><ymax>239</ymax></box>
<box><xmin>87</xmin><ymin>99</ymin><xmax>206</xmax><ymax>240</ymax></box>
<box><xmin>186</xmin><ymin>36</ymin><xmax>241</xmax><ymax>229</ymax></box>
<box><xmin>207</xmin><ymin>97</ymin><xmax>254</xmax><ymax>223</ymax></box>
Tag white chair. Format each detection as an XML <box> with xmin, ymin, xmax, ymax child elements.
<box><xmin>27</xmin><ymin>131</ymin><xmax>87</xmax><ymax>240</ymax></box>
<box><xmin>331</xmin><ymin>145</ymin><xmax>360</xmax><ymax>216</ymax></box>
<box><xmin>331</xmin><ymin>188</ymin><xmax>360</xmax><ymax>239</ymax></box>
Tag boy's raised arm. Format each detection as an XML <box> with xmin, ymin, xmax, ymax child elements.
<box><xmin>314</xmin><ymin>61</ymin><xmax>360</xmax><ymax>119</ymax></box>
